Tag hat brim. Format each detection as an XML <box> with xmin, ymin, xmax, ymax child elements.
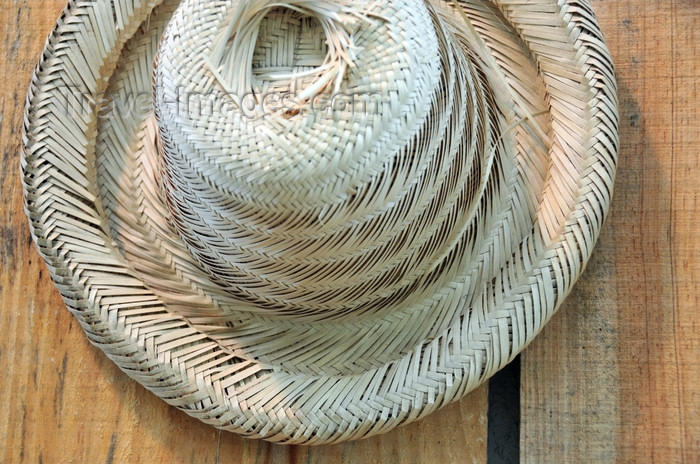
<box><xmin>23</xmin><ymin>0</ymin><xmax>617</xmax><ymax>444</ymax></box>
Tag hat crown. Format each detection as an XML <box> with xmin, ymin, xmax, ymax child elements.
<box><xmin>153</xmin><ymin>0</ymin><xmax>491</xmax><ymax>320</ymax></box>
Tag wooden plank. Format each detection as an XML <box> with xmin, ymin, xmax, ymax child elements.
<box><xmin>520</xmin><ymin>0</ymin><xmax>700</xmax><ymax>462</ymax></box>
<box><xmin>0</xmin><ymin>2</ymin><xmax>489</xmax><ymax>462</ymax></box>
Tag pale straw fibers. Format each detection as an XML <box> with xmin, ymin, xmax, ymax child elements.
<box><xmin>22</xmin><ymin>0</ymin><xmax>618</xmax><ymax>444</ymax></box>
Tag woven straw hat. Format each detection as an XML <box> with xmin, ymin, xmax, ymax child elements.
<box><xmin>23</xmin><ymin>0</ymin><xmax>617</xmax><ymax>444</ymax></box>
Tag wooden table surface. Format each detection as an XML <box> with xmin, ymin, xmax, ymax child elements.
<box><xmin>1</xmin><ymin>1</ymin><xmax>698</xmax><ymax>463</ymax></box>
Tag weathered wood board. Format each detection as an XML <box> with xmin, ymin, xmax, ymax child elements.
<box><xmin>520</xmin><ymin>1</ymin><xmax>700</xmax><ymax>463</ymax></box>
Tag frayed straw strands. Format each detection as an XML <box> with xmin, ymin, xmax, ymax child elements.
<box><xmin>22</xmin><ymin>0</ymin><xmax>618</xmax><ymax>444</ymax></box>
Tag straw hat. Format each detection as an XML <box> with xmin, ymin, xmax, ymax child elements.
<box><xmin>22</xmin><ymin>0</ymin><xmax>618</xmax><ymax>444</ymax></box>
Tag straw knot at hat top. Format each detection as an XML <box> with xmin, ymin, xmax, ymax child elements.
<box><xmin>22</xmin><ymin>0</ymin><xmax>618</xmax><ymax>444</ymax></box>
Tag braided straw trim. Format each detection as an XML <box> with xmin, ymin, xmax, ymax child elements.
<box><xmin>22</xmin><ymin>0</ymin><xmax>617</xmax><ymax>444</ymax></box>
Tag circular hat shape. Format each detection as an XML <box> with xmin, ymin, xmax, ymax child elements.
<box><xmin>22</xmin><ymin>0</ymin><xmax>618</xmax><ymax>444</ymax></box>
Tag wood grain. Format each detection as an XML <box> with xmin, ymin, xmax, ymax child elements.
<box><xmin>520</xmin><ymin>0</ymin><xmax>700</xmax><ymax>462</ymax></box>
<box><xmin>0</xmin><ymin>1</ymin><xmax>488</xmax><ymax>462</ymax></box>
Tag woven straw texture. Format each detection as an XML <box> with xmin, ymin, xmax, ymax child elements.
<box><xmin>22</xmin><ymin>0</ymin><xmax>618</xmax><ymax>444</ymax></box>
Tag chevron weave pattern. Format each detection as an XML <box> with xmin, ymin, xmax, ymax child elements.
<box><xmin>22</xmin><ymin>0</ymin><xmax>618</xmax><ymax>444</ymax></box>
